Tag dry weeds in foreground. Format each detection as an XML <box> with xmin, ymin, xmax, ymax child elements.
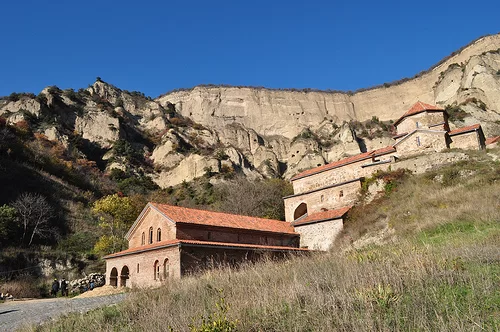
<box><xmin>24</xmin><ymin>152</ymin><xmax>500</xmax><ymax>332</ymax></box>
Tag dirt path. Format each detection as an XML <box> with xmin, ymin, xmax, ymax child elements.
<box><xmin>0</xmin><ymin>291</ymin><xmax>127</xmax><ymax>331</ymax></box>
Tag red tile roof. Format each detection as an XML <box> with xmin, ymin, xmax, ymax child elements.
<box><xmin>104</xmin><ymin>239</ymin><xmax>181</xmax><ymax>258</ymax></box>
<box><xmin>393</xmin><ymin>132</ymin><xmax>408</xmax><ymax>140</ymax></box>
<box><xmin>292</xmin><ymin>206</ymin><xmax>351</xmax><ymax>226</ymax></box>
<box><xmin>485</xmin><ymin>136</ymin><xmax>500</xmax><ymax>145</ymax></box>
<box><xmin>291</xmin><ymin>146</ymin><xmax>396</xmax><ymax>181</ymax></box>
<box><xmin>179</xmin><ymin>239</ymin><xmax>309</xmax><ymax>251</ymax></box>
<box><xmin>448</xmin><ymin>123</ymin><xmax>481</xmax><ymax>136</ymax></box>
<box><xmin>394</xmin><ymin>101</ymin><xmax>445</xmax><ymax>126</ymax></box>
<box><xmin>104</xmin><ymin>239</ymin><xmax>308</xmax><ymax>259</ymax></box>
<box><xmin>150</xmin><ymin>203</ymin><xmax>297</xmax><ymax>235</ymax></box>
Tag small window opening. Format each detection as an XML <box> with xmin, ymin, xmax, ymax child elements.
<box><xmin>320</xmin><ymin>195</ymin><xmax>324</xmax><ymax>202</ymax></box>
<box><xmin>157</xmin><ymin>228</ymin><xmax>161</xmax><ymax>242</ymax></box>
<box><xmin>149</xmin><ymin>227</ymin><xmax>153</xmax><ymax>244</ymax></box>
<box><xmin>416</xmin><ymin>136</ymin><xmax>421</xmax><ymax>147</ymax></box>
<box><xmin>141</xmin><ymin>232</ymin><xmax>145</xmax><ymax>245</ymax></box>
<box><xmin>339</xmin><ymin>190</ymin><xmax>344</xmax><ymax>198</ymax></box>
<box><xmin>137</xmin><ymin>263</ymin><xmax>140</xmax><ymax>273</ymax></box>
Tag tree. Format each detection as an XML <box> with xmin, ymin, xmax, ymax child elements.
<box><xmin>12</xmin><ymin>193</ymin><xmax>54</xmax><ymax>246</ymax></box>
<box><xmin>0</xmin><ymin>204</ymin><xmax>17</xmax><ymax>246</ymax></box>
<box><xmin>216</xmin><ymin>177</ymin><xmax>293</xmax><ymax>220</ymax></box>
<box><xmin>92</xmin><ymin>194</ymin><xmax>139</xmax><ymax>255</ymax></box>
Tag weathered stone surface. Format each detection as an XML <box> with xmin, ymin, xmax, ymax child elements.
<box><xmin>0</xmin><ymin>98</ymin><xmax>42</xmax><ymax>118</ymax></box>
<box><xmin>157</xmin><ymin>35</ymin><xmax>500</xmax><ymax>140</ymax></box>
<box><xmin>153</xmin><ymin>154</ymin><xmax>220</xmax><ymax>187</ymax></box>
<box><xmin>75</xmin><ymin>111</ymin><xmax>121</xmax><ymax>149</ymax></box>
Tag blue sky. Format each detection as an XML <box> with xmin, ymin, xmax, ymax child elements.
<box><xmin>1</xmin><ymin>0</ymin><xmax>499</xmax><ymax>98</ymax></box>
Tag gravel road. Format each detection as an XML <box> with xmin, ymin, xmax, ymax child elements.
<box><xmin>0</xmin><ymin>293</ymin><xmax>127</xmax><ymax>331</ymax></box>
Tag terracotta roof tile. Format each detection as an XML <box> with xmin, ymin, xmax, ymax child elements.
<box><xmin>291</xmin><ymin>146</ymin><xmax>395</xmax><ymax>181</ymax></box>
<box><xmin>448</xmin><ymin>123</ymin><xmax>481</xmax><ymax>136</ymax></box>
<box><xmin>151</xmin><ymin>203</ymin><xmax>297</xmax><ymax>235</ymax></box>
<box><xmin>104</xmin><ymin>239</ymin><xmax>307</xmax><ymax>259</ymax></box>
<box><xmin>179</xmin><ymin>239</ymin><xmax>308</xmax><ymax>251</ymax></box>
<box><xmin>485</xmin><ymin>136</ymin><xmax>500</xmax><ymax>145</ymax></box>
<box><xmin>394</xmin><ymin>101</ymin><xmax>445</xmax><ymax>126</ymax></box>
<box><xmin>393</xmin><ymin>132</ymin><xmax>408</xmax><ymax>139</ymax></box>
<box><xmin>292</xmin><ymin>206</ymin><xmax>351</xmax><ymax>226</ymax></box>
<box><xmin>104</xmin><ymin>239</ymin><xmax>181</xmax><ymax>258</ymax></box>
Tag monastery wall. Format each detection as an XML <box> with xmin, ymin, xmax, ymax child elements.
<box><xmin>129</xmin><ymin>208</ymin><xmax>176</xmax><ymax>248</ymax></box>
<box><xmin>284</xmin><ymin>180</ymin><xmax>360</xmax><ymax>222</ymax></box>
<box><xmin>397</xmin><ymin>112</ymin><xmax>448</xmax><ymax>133</ymax></box>
<box><xmin>395</xmin><ymin>132</ymin><xmax>448</xmax><ymax>156</ymax></box>
<box><xmin>450</xmin><ymin>132</ymin><xmax>482</xmax><ymax>150</ymax></box>
<box><xmin>106</xmin><ymin>246</ymin><xmax>181</xmax><ymax>288</ymax></box>
<box><xmin>294</xmin><ymin>219</ymin><xmax>343</xmax><ymax>251</ymax></box>
<box><xmin>176</xmin><ymin>225</ymin><xmax>297</xmax><ymax>247</ymax></box>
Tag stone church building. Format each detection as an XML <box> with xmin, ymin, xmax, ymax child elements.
<box><xmin>105</xmin><ymin>101</ymin><xmax>493</xmax><ymax>287</ymax></box>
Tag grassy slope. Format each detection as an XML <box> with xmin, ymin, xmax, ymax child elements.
<box><xmin>23</xmin><ymin>149</ymin><xmax>500</xmax><ymax>332</ymax></box>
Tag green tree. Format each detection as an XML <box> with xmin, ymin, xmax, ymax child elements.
<box><xmin>0</xmin><ymin>204</ymin><xmax>17</xmax><ymax>246</ymax></box>
<box><xmin>92</xmin><ymin>194</ymin><xmax>138</xmax><ymax>255</ymax></box>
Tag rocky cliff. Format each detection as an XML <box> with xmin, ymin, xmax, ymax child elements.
<box><xmin>2</xmin><ymin>34</ymin><xmax>500</xmax><ymax>187</ymax></box>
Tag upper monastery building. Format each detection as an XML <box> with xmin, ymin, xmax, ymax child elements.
<box><xmin>105</xmin><ymin>101</ymin><xmax>496</xmax><ymax>288</ymax></box>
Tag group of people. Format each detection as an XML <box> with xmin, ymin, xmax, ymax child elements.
<box><xmin>50</xmin><ymin>278</ymin><xmax>69</xmax><ymax>297</ymax></box>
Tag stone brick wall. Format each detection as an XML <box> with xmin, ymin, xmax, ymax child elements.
<box><xmin>397</xmin><ymin>112</ymin><xmax>447</xmax><ymax>134</ymax></box>
<box><xmin>395</xmin><ymin>131</ymin><xmax>447</xmax><ymax>156</ymax></box>
<box><xmin>176</xmin><ymin>225</ymin><xmax>299</xmax><ymax>247</ymax></box>
<box><xmin>128</xmin><ymin>207</ymin><xmax>177</xmax><ymax>248</ymax></box>
<box><xmin>292</xmin><ymin>154</ymin><xmax>396</xmax><ymax>195</ymax></box>
<box><xmin>449</xmin><ymin>132</ymin><xmax>481</xmax><ymax>150</ymax></box>
<box><xmin>284</xmin><ymin>180</ymin><xmax>360</xmax><ymax>222</ymax></box>
<box><xmin>180</xmin><ymin>246</ymin><xmax>300</xmax><ymax>275</ymax></box>
<box><xmin>293</xmin><ymin>159</ymin><xmax>369</xmax><ymax>194</ymax></box>
<box><xmin>294</xmin><ymin>219</ymin><xmax>343</xmax><ymax>250</ymax></box>
<box><xmin>105</xmin><ymin>245</ymin><xmax>181</xmax><ymax>288</ymax></box>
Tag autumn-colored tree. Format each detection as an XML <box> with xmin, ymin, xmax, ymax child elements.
<box><xmin>92</xmin><ymin>194</ymin><xmax>140</xmax><ymax>255</ymax></box>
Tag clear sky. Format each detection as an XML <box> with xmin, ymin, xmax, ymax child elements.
<box><xmin>1</xmin><ymin>0</ymin><xmax>499</xmax><ymax>98</ymax></box>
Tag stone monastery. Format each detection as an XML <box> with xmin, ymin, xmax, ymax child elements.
<box><xmin>105</xmin><ymin>101</ymin><xmax>493</xmax><ymax>288</ymax></box>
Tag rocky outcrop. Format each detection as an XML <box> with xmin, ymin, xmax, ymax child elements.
<box><xmin>2</xmin><ymin>34</ymin><xmax>500</xmax><ymax>187</ymax></box>
<box><xmin>75</xmin><ymin>111</ymin><xmax>121</xmax><ymax>149</ymax></box>
<box><xmin>157</xmin><ymin>35</ymin><xmax>500</xmax><ymax>141</ymax></box>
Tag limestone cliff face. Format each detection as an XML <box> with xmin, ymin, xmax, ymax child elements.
<box><xmin>157</xmin><ymin>34</ymin><xmax>500</xmax><ymax>139</ymax></box>
<box><xmin>2</xmin><ymin>34</ymin><xmax>500</xmax><ymax>188</ymax></box>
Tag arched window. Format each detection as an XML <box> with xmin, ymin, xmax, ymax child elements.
<box><xmin>149</xmin><ymin>227</ymin><xmax>153</xmax><ymax>244</ymax></box>
<box><xmin>154</xmin><ymin>260</ymin><xmax>160</xmax><ymax>280</ymax></box>
<box><xmin>141</xmin><ymin>232</ymin><xmax>145</xmax><ymax>245</ymax></box>
<box><xmin>163</xmin><ymin>258</ymin><xmax>169</xmax><ymax>279</ymax></box>
<box><xmin>137</xmin><ymin>263</ymin><xmax>140</xmax><ymax>273</ymax></box>
<box><xmin>294</xmin><ymin>202</ymin><xmax>308</xmax><ymax>220</ymax></box>
<box><xmin>157</xmin><ymin>228</ymin><xmax>161</xmax><ymax>242</ymax></box>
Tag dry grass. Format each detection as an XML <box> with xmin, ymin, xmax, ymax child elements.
<box><xmin>22</xmin><ymin>151</ymin><xmax>500</xmax><ymax>331</ymax></box>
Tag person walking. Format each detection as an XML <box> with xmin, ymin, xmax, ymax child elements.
<box><xmin>60</xmin><ymin>278</ymin><xmax>68</xmax><ymax>296</ymax></box>
<box><xmin>51</xmin><ymin>279</ymin><xmax>59</xmax><ymax>297</ymax></box>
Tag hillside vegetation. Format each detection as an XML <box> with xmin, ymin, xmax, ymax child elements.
<box><xmin>24</xmin><ymin>149</ymin><xmax>500</xmax><ymax>331</ymax></box>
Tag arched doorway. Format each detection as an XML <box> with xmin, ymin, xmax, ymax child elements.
<box><xmin>163</xmin><ymin>258</ymin><xmax>169</xmax><ymax>279</ymax></box>
<box><xmin>120</xmin><ymin>266</ymin><xmax>129</xmax><ymax>287</ymax></box>
<box><xmin>294</xmin><ymin>202</ymin><xmax>308</xmax><ymax>220</ymax></box>
<box><xmin>110</xmin><ymin>267</ymin><xmax>118</xmax><ymax>287</ymax></box>
<box><xmin>154</xmin><ymin>260</ymin><xmax>161</xmax><ymax>281</ymax></box>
